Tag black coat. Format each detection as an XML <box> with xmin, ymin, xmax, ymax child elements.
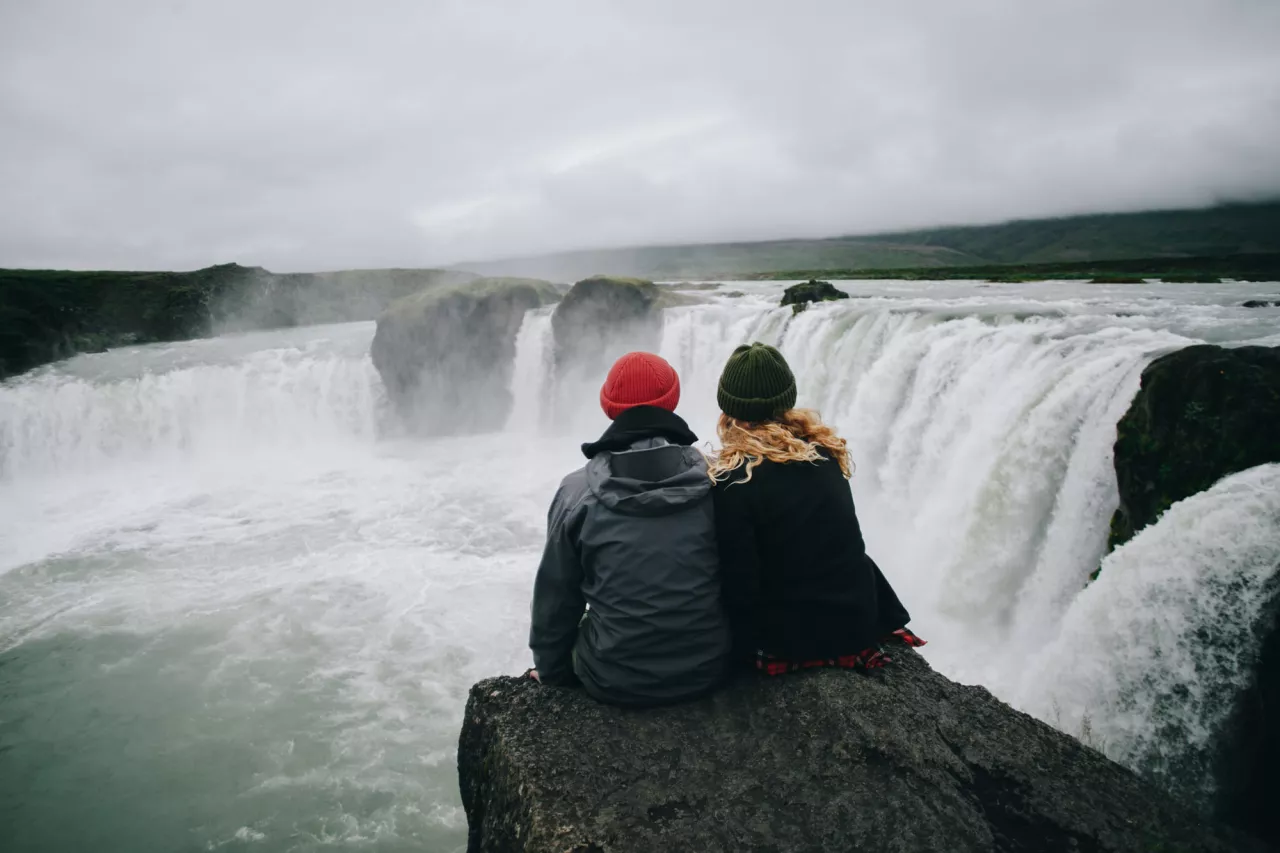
<box><xmin>712</xmin><ymin>450</ymin><xmax>911</xmax><ymax>661</ymax></box>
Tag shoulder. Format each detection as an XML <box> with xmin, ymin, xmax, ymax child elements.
<box><xmin>549</xmin><ymin>467</ymin><xmax>593</xmax><ymax>528</ymax></box>
<box><xmin>558</xmin><ymin>466</ymin><xmax>588</xmax><ymax>495</ymax></box>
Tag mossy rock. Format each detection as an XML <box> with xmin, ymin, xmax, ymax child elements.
<box><xmin>551</xmin><ymin>275</ymin><xmax>665</xmax><ymax>370</ymax></box>
<box><xmin>780</xmin><ymin>279</ymin><xmax>850</xmax><ymax>314</ymax></box>
<box><xmin>1108</xmin><ymin>344</ymin><xmax>1280</xmax><ymax>551</ymax></box>
<box><xmin>370</xmin><ymin>277</ymin><xmax>559</xmax><ymax>433</ymax></box>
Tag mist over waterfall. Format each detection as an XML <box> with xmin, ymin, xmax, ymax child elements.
<box><xmin>2</xmin><ymin>279</ymin><xmax>1278</xmax><ymax>852</ymax></box>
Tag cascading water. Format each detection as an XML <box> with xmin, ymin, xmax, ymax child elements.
<box><xmin>1017</xmin><ymin>464</ymin><xmax>1280</xmax><ymax>803</ymax></box>
<box><xmin>0</xmin><ymin>322</ymin><xmax>383</xmax><ymax>481</ymax></box>
<box><xmin>1</xmin><ymin>279</ymin><xmax>1278</xmax><ymax>852</ymax></box>
<box><xmin>505</xmin><ymin>308</ymin><xmax>554</xmax><ymax>433</ymax></box>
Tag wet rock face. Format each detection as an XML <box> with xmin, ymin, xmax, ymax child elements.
<box><xmin>1212</xmin><ymin>607</ymin><xmax>1280</xmax><ymax>849</ymax></box>
<box><xmin>370</xmin><ymin>277</ymin><xmax>558</xmax><ymax>433</ymax></box>
<box><xmin>1106</xmin><ymin>343</ymin><xmax>1280</xmax><ymax>848</ymax></box>
<box><xmin>1109</xmin><ymin>344</ymin><xmax>1280</xmax><ymax>550</ymax></box>
<box><xmin>780</xmin><ymin>278</ymin><xmax>850</xmax><ymax>313</ymax></box>
<box><xmin>550</xmin><ymin>275</ymin><xmax>665</xmax><ymax>370</ymax></box>
<box><xmin>457</xmin><ymin>649</ymin><xmax>1261</xmax><ymax>853</ymax></box>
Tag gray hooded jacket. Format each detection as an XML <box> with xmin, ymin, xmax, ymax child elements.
<box><xmin>529</xmin><ymin>408</ymin><xmax>731</xmax><ymax>706</ymax></box>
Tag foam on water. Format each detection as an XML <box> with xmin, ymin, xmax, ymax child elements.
<box><xmin>1</xmin><ymin>279</ymin><xmax>1278</xmax><ymax>851</ymax></box>
<box><xmin>1016</xmin><ymin>464</ymin><xmax>1280</xmax><ymax>803</ymax></box>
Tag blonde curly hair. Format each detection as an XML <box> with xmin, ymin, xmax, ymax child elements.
<box><xmin>707</xmin><ymin>408</ymin><xmax>852</xmax><ymax>483</ymax></box>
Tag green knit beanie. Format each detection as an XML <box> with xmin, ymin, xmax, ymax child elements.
<box><xmin>717</xmin><ymin>342</ymin><xmax>797</xmax><ymax>422</ymax></box>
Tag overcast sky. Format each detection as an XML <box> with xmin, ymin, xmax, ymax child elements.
<box><xmin>2</xmin><ymin>0</ymin><xmax>1278</xmax><ymax>271</ymax></box>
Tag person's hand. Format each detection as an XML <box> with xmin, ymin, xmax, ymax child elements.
<box><xmin>528</xmin><ymin>669</ymin><xmax>541</xmax><ymax>683</ymax></box>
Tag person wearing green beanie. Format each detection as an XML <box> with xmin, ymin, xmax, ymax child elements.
<box><xmin>708</xmin><ymin>342</ymin><xmax>924</xmax><ymax>673</ymax></box>
<box><xmin>716</xmin><ymin>343</ymin><xmax>797</xmax><ymax>423</ymax></box>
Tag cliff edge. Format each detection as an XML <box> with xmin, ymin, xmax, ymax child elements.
<box><xmin>458</xmin><ymin>648</ymin><xmax>1263</xmax><ymax>852</ymax></box>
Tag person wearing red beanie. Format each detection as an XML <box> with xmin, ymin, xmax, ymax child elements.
<box><xmin>527</xmin><ymin>351</ymin><xmax>730</xmax><ymax>706</ymax></box>
<box><xmin>598</xmin><ymin>351</ymin><xmax>681</xmax><ymax>420</ymax></box>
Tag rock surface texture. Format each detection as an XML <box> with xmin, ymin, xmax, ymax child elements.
<box><xmin>458</xmin><ymin>648</ymin><xmax>1263</xmax><ymax>853</ymax></box>
<box><xmin>370</xmin><ymin>277</ymin><xmax>558</xmax><ymax>433</ymax></box>
<box><xmin>550</xmin><ymin>275</ymin><xmax>666</xmax><ymax>369</ymax></box>
<box><xmin>780</xmin><ymin>278</ymin><xmax>850</xmax><ymax>313</ymax></box>
<box><xmin>1106</xmin><ymin>343</ymin><xmax>1280</xmax><ymax>848</ymax></box>
<box><xmin>1109</xmin><ymin>344</ymin><xmax>1280</xmax><ymax>549</ymax></box>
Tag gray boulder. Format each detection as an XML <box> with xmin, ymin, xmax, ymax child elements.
<box><xmin>370</xmin><ymin>277</ymin><xmax>559</xmax><ymax>433</ymax></box>
<box><xmin>550</xmin><ymin>275</ymin><xmax>667</xmax><ymax>370</ymax></box>
<box><xmin>458</xmin><ymin>648</ymin><xmax>1263</xmax><ymax>853</ymax></box>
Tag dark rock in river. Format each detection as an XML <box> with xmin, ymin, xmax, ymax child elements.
<box><xmin>780</xmin><ymin>278</ymin><xmax>850</xmax><ymax>313</ymax></box>
<box><xmin>1242</xmin><ymin>300</ymin><xmax>1279</xmax><ymax>308</ymax></box>
<box><xmin>1109</xmin><ymin>344</ymin><xmax>1280</xmax><ymax>549</ymax></box>
<box><xmin>458</xmin><ymin>648</ymin><xmax>1261</xmax><ymax>853</ymax></box>
<box><xmin>1107</xmin><ymin>343</ymin><xmax>1280</xmax><ymax>848</ymax></box>
<box><xmin>1214</xmin><ymin>608</ymin><xmax>1280</xmax><ymax>850</ymax></box>
<box><xmin>370</xmin><ymin>277</ymin><xmax>558</xmax><ymax>433</ymax></box>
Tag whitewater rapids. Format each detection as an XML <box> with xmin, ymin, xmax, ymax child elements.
<box><xmin>1</xmin><ymin>279</ymin><xmax>1278</xmax><ymax>852</ymax></box>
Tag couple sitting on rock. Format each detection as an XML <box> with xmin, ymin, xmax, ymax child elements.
<box><xmin>528</xmin><ymin>343</ymin><xmax>923</xmax><ymax>706</ymax></box>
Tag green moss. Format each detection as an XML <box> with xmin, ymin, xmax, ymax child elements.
<box><xmin>739</xmin><ymin>252</ymin><xmax>1280</xmax><ymax>283</ymax></box>
<box><xmin>387</xmin><ymin>277</ymin><xmax>559</xmax><ymax>318</ymax></box>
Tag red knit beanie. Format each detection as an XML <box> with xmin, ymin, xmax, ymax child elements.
<box><xmin>599</xmin><ymin>352</ymin><xmax>681</xmax><ymax>420</ymax></box>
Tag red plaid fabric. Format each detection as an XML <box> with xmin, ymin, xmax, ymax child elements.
<box><xmin>754</xmin><ymin>628</ymin><xmax>927</xmax><ymax>676</ymax></box>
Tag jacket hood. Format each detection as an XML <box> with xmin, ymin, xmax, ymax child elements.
<box><xmin>585</xmin><ymin>441</ymin><xmax>712</xmax><ymax>517</ymax></box>
<box><xmin>580</xmin><ymin>406</ymin><xmax>698</xmax><ymax>458</ymax></box>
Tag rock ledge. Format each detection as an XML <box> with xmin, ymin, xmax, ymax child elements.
<box><xmin>458</xmin><ymin>648</ymin><xmax>1260</xmax><ymax>852</ymax></box>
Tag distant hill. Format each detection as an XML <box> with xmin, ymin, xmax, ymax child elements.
<box><xmin>457</xmin><ymin>201</ymin><xmax>1280</xmax><ymax>281</ymax></box>
<box><xmin>0</xmin><ymin>264</ymin><xmax>472</xmax><ymax>379</ymax></box>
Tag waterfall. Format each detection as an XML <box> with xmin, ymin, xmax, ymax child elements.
<box><xmin>494</xmin><ymin>297</ymin><xmax>1228</xmax><ymax>687</ymax></box>
<box><xmin>653</xmin><ymin>303</ymin><xmax>1194</xmax><ymax>677</ymax></box>
<box><xmin>0</xmin><ymin>331</ymin><xmax>383</xmax><ymax>482</ymax></box>
<box><xmin>1015</xmin><ymin>464</ymin><xmax>1280</xmax><ymax>806</ymax></box>
<box><xmin>505</xmin><ymin>308</ymin><xmax>554</xmax><ymax>433</ymax></box>
<box><xmin>3</xmin><ymin>289</ymin><xmax>1275</xmax><ymax>818</ymax></box>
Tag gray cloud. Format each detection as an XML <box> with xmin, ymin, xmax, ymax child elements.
<box><xmin>1</xmin><ymin>0</ymin><xmax>1278</xmax><ymax>271</ymax></box>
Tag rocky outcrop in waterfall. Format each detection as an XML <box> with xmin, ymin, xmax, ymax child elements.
<box><xmin>1109</xmin><ymin>344</ymin><xmax>1280</xmax><ymax>549</ymax></box>
<box><xmin>1107</xmin><ymin>343</ymin><xmax>1280</xmax><ymax>848</ymax></box>
<box><xmin>550</xmin><ymin>275</ymin><xmax>667</xmax><ymax>369</ymax></box>
<box><xmin>780</xmin><ymin>278</ymin><xmax>850</xmax><ymax>313</ymax></box>
<box><xmin>370</xmin><ymin>277</ymin><xmax>559</xmax><ymax>433</ymax></box>
<box><xmin>458</xmin><ymin>648</ymin><xmax>1262</xmax><ymax>853</ymax></box>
